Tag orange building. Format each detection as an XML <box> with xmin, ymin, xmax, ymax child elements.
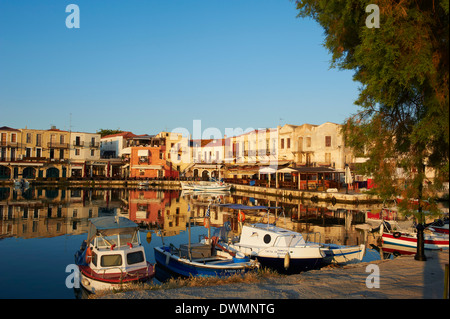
<box><xmin>129</xmin><ymin>146</ymin><xmax>178</xmax><ymax>179</ymax></box>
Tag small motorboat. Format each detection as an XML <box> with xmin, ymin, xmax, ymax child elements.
<box><xmin>426</xmin><ymin>218</ymin><xmax>449</xmax><ymax>235</ymax></box>
<box><xmin>320</xmin><ymin>243</ymin><xmax>366</xmax><ymax>264</ymax></box>
<box><xmin>381</xmin><ymin>220</ymin><xmax>449</xmax><ymax>250</ymax></box>
<box><xmin>180</xmin><ymin>181</ymin><xmax>231</xmax><ymax>192</ymax></box>
<box><xmin>74</xmin><ymin>216</ymin><xmax>155</xmax><ymax>293</ymax></box>
<box><xmin>154</xmin><ymin>215</ymin><xmax>259</xmax><ymax>278</ymax></box>
<box><xmin>219</xmin><ymin>204</ymin><xmax>326</xmax><ymax>274</ymax></box>
<box><xmin>219</xmin><ymin>204</ymin><xmax>367</xmax><ymax>273</ymax></box>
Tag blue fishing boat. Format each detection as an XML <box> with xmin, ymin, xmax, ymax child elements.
<box><xmin>154</xmin><ymin>214</ymin><xmax>259</xmax><ymax>278</ymax></box>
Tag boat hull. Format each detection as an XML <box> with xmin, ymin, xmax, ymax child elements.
<box><xmin>154</xmin><ymin>246</ymin><xmax>258</xmax><ymax>278</ymax></box>
<box><xmin>254</xmin><ymin>255</ymin><xmax>323</xmax><ymax>274</ymax></box>
<box><xmin>321</xmin><ymin>244</ymin><xmax>366</xmax><ymax>264</ymax></box>
<box><xmin>229</xmin><ymin>244</ymin><xmax>325</xmax><ymax>274</ymax></box>
<box><xmin>78</xmin><ymin>262</ymin><xmax>155</xmax><ymax>293</ymax></box>
<box><xmin>180</xmin><ymin>181</ymin><xmax>231</xmax><ymax>192</ymax></box>
<box><xmin>382</xmin><ymin>233</ymin><xmax>449</xmax><ymax>250</ymax></box>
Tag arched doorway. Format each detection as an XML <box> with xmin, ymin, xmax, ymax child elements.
<box><xmin>23</xmin><ymin>167</ymin><xmax>36</xmax><ymax>179</ymax></box>
<box><xmin>201</xmin><ymin>170</ymin><xmax>209</xmax><ymax>181</ymax></box>
<box><xmin>0</xmin><ymin>165</ymin><xmax>10</xmax><ymax>180</ymax></box>
<box><xmin>46</xmin><ymin>167</ymin><xmax>60</xmax><ymax>178</ymax></box>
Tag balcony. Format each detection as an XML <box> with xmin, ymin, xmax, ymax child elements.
<box><xmin>47</xmin><ymin>142</ymin><xmax>69</xmax><ymax>149</ymax></box>
<box><xmin>0</xmin><ymin>141</ymin><xmax>19</xmax><ymax>147</ymax></box>
<box><xmin>73</xmin><ymin>141</ymin><xmax>84</xmax><ymax>147</ymax></box>
<box><xmin>89</xmin><ymin>141</ymin><xmax>100</xmax><ymax>148</ymax></box>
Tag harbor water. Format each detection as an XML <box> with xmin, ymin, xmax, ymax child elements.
<box><xmin>0</xmin><ymin>186</ymin><xmax>440</xmax><ymax>299</ymax></box>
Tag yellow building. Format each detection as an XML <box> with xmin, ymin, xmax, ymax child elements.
<box><xmin>19</xmin><ymin>127</ymin><xmax>71</xmax><ymax>178</ymax></box>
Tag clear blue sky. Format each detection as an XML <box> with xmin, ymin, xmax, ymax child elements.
<box><xmin>0</xmin><ymin>0</ymin><xmax>360</xmax><ymax>136</ymax></box>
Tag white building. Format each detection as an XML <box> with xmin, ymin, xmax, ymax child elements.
<box><xmin>69</xmin><ymin>131</ymin><xmax>101</xmax><ymax>177</ymax></box>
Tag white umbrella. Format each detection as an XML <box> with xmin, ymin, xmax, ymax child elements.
<box><xmin>345</xmin><ymin>165</ymin><xmax>353</xmax><ymax>184</ymax></box>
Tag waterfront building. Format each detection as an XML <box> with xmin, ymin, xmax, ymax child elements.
<box><xmin>0</xmin><ymin>126</ymin><xmax>21</xmax><ymax>179</ymax></box>
<box><xmin>277</xmin><ymin>122</ymin><xmax>353</xmax><ymax>171</ymax></box>
<box><xmin>156</xmin><ymin>131</ymin><xmax>191</xmax><ymax>174</ymax></box>
<box><xmin>0</xmin><ymin>126</ymin><xmax>71</xmax><ymax>179</ymax></box>
<box><xmin>68</xmin><ymin>131</ymin><xmax>102</xmax><ymax>178</ymax></box>
<box><xmin>129</xmin><ymin>146</ymin><xmax>178</xmax><ymax>179</ymax></box>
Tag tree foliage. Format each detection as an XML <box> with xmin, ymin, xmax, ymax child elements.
<box><xmin>295</xmin><ymin>0</ymin><xmax>449</xmax><ymax>212</ymax></box>
<box><xmin>96</xmin><ymin>128</ymin><xmax>123</xmax><ymax>137</ymax></box>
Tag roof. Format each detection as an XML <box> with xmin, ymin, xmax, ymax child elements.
<box><xmin>0</xmin><ymin>126</ymin><xmax>20</xmax><ymax>132</ymax></box>
<box><xmin>101</xmin><ymin>131</ymin><xmax>137</xmax><ymax>139</ymax></box>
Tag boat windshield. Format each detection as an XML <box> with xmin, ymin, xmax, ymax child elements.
<box><xmin>96</xmin><ymin>230</ymin><xmax>140</xmax><ymax>249</ymax></box>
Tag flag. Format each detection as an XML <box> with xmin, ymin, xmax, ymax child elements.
<box><xmin>206</xmin><ymin>206</ymin><xmax>210</xmax><ymax>217</ymax></box>
<box><xmin>188</xmin><ymin>204</ymin><xmax>190</xmax><ymax>212</ymax></box>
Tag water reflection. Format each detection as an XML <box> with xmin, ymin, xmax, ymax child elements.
<box><xmin>1</xmin><ymin>185</ymin><xmax>388</xmax><ymax>250</ymax></box>
<box><xmin>2</xmin><ymin>185</ymin><xmax>445</xmax><ymax>298</ymax></box>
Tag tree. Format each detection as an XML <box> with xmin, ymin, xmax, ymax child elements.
<box><xmin>96</xmin><ymin>129</ymin><xmax>123</xmax><ymax>137</ymax></box>
<box><xmin>295</xmin><ymin>0</ymin><xmax>449</xmax><ymax>260</ymax></box>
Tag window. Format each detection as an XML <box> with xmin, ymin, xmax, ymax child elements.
<box><xmin>127</xmin><ymin>251</ymin><xmax>144</xmax><ymax>265</ymax></box>
<box><xmin>101</xmin><ymin>254</ymin><xmax>122</xmax><ymax>267</ymax></box>
<box><xmin>11</xmin><ymin>133</ymin><xmax>16</xmax><ymax>143</ymax></box>
<box><xmin>36</xmin><ymin>148</ymin><xmax>42</xmax><ymax>157</ymax></box>
<box><xmin>281</xmin><ymin>139</ymin><xmax>284</xmax><ymax>149</ymax></box>
<box><xmin>287</xmin><ymin>138</ymin><xmax>291</xmax><ymax>148</ymax></box>
<box><xmin>26</xmin><ymin>133</ymin><xmax>32</xmax><ymax>143</ymax></box>
<box><xmin>91</xmin><ymin>149</ymin><xmax>95</xmax><ymax>157</ymax></box>
<box><xmin>325</xmin><ymin>136</ymin><xmax>331</xmax><ymax>147</ymax></box>
<box><xmin>325</xmin><ymin>153</ymin><xmax>331</xmax><ymax>164</ymax></box>
<box><xmin>36</xmin><ymin>134</ymin><xmax>42</xmax><ymax>146</ymax></box>
<box><xmin>75</xmin><ymin>149</ymin><xmax>80</xmax><ymax>156</ymax></box>
<box><xmin>306</xmin><ymin>137</ymin><xmax>311</xmax><ymax>147</ymax></box>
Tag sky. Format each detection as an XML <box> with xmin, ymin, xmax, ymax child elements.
<box><xmin>0</xmin><ymin>0</ymin><xmax>360</xmax><ymax>136</ymax></box>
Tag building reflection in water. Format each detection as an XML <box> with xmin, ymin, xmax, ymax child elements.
<box><xmin>1</xmin><ymin>185</ymin><xmax>409</xmax><ymax>251</ymax></box>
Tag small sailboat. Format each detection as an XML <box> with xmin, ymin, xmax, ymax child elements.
<box><xmin>74</xmin><ymin>216</ymin><xmax>155</xmax><ymax>293</ymax></box>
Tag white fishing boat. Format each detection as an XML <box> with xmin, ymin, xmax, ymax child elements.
<box><xmin>74</xmin><ymin>216</ymin><xmax>155</xmax><ymax>293</ymax></box>
<box><xmin>219</xmin><ymin>204</ymin><xmax>366</xmax><ymax>273</ymax></box>
<box><xmin>218</xmin><ymin>204</ymin><xmax>325</xmax><ymax>274</ymax></box>
<box><xmin>180</xmin><ymin>181</ymin><xmax>231</xmax><ymax>192</ymax></box>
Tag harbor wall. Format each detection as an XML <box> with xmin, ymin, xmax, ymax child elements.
<box><xmin>1</xmin><ymin>179</ymin><xmax>382</xmax><ymax>204</ymax></box>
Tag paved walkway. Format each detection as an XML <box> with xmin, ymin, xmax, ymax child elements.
<box><xmin>99</xmin><ymin>250</ymin><xmax>449</xmax><ymax>299</ymax></box>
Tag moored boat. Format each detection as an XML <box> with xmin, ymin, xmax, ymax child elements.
<box><xmin>154</xmin><ymin>216</ymin><xmax>259</xmax><ymax>278</ymax></box>
<box><xmin>320</xmin><ymin>243</ymin><xmax>366</xmax><ymax>264</ymax></box>
<box><xmin>219</xmin><ymin>204</ymin><xmax>367</xmax><ymax>273</ymax></box>
<box><xmin>74</xmin><ymin>216</ymin><xmax>155</xmax><ymax>293</ymax></box>
<box><xmin>181</xmin><ymin>181</ymin><xmax>231</xmax><ymax>192</ymax></box>
<box><xmin>381</xmin><ymin>221</ymin><xmax>449</xmax><ymax>250</ymax></box>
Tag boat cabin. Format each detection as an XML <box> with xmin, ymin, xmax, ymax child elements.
<box><xmin>84</xmin><ymin>216</ymin><xmax>147</xmax><ymax>274</ymax></box>
<box><xmin>239</xmin><ymin>223</ymin><xmax>308</xmax><ymax>248</ymax></box>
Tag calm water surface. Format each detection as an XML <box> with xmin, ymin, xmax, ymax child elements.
<box><xmin>0</xmin><ymin>186</ymin><xmax>405</xmax><ymax>299</ymax></box>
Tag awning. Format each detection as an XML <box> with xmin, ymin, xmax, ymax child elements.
<box><xmin>218</xmin><ymin>204</ymin><xmax>281</xmax><ymax>210</ymax></box>
<box><xmin>259</xmin><ymin>167</ymin><xmax>277</xmax><ymax>174</ymax></box>
<box><xmin>138</xmin><ymin>149</ymin><xmax>149</xmax><ymax>156</ymax></box>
